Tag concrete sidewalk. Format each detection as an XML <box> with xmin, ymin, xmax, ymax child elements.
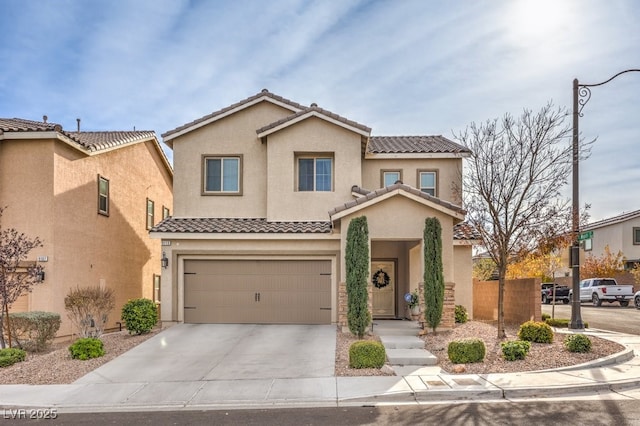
<box><xmin>1</xmin><ymin>327</ymin><xmax>640</xmax><ymax>412</ymax></box>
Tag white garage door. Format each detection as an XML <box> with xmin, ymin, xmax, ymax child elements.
<box><xmin>183</xmin><ymin>259</ymin><xmax>332</xmax><ymax>324</ymax></box>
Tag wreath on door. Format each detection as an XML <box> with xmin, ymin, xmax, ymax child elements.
<box><xmin>372</xmin><ymin>269</ymin><xmax>390</xmax><ymax>289</ymax></box>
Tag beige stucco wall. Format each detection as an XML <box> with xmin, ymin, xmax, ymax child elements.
<box><xmin>361</xmin><ymin>157</ymin><xmax>463</xmax><ymax>205</ymax></box>
<box><xmin>265</xmin><ymin>117</ymin><xmax>363</xmax><ymax>221</ymax></box>
<box><xmin>453</xmin><ymin>244</ymin><xmax>474</xmax><ymax>318</ymax></box>
<box><xmin>587</xmin><ymin>218</ymin><xmax>640</xmax><ymax>262</ymax></box>
<box><xmin>158</xmin><ymin>236</ymin><xmax>341</xmax><ymax>324</ymax></box>
<box><xmin>170</xmin><ymin>102</ymin><xmax>294</xmax><ymax>218</ymax></box>
<box><xmin>0</xmin><ymin>136</ymin><xmax>172</xmax><ymax>337</ymax></box>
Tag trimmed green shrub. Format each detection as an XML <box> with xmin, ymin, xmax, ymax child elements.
<box><xmin>345</xmin><ymin>216</ymin><xmax>371</xmax><ymax>338</ymax></box>
<box><xmin>424</xmin><ymin>217</ymin><xmax>444</xmax><ymax>332</ymax></box>
<box><xmin>501</xmin><ymin>340</ymin><xmax>531</xmax><ymax>361</ymax></box>
<box><xmin>0</xmin><ymin>348</ymin><xmax>27</xmax><ymax>367</ymax></box>
<box><xmin>448</xmin><ymin>339</ymin><xmax>486</xmax><ymax>364</ymax></box>
<box><xmin>517</xmin><ymin>321</ymin><xmax>554</xmax><ymax>344</ymax></box>
<box><xmin>349</xmin><ymin>340</ymin><xmax>386</xmax><ymax>369</ymax></box>
<box><xmin>7</xmin><ymin>311</ymin><xmax>61</xmax><ymax>352</ymax></box>
<box><xmin>455</xmin><ymin>305</ymin><xmax>468</xmax><ymax>324</ymax></box>
<box><xmin>541</xmin><ymin>313</ymin><xmax>550</xmax><ymax>321</ymax></box>
<box><xmin>564</xmin><ymin>334</ymin><xmax>592</xmax><ymax>353</ymax></box>
<box><xmin>68</xmin><ymin>337</ymin><xmax>105</xmax><ymax>360</ymax></box>
<box><xmin>121</xmin><ymin>298</ymin><xmax>158</xmax><ymax>335</ymax></box>
<box><xmin>544</xmin><ymin>318</ymin><xmax>589</xmax><ymax>328</ymax></box>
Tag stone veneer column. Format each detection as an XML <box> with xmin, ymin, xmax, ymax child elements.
<box><xmin>418</xmin><ymin>281</ymin><xmax>456</xmax><ymax>331</ymax></box>
<box><xmin>338</xmin><ymin>281</ymin><xmax>374</xmax><ymax>333</ymax></box>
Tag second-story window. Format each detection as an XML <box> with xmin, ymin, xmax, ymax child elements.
<box><xmin>633</xmin><ymin>227</ymin><xmax>640</xmax><ymax>245</ymax></box>
<box><xmin>163</xmin><ymin>206</ymin><xmax>170</xmax><ymax>220</ymax></box>
<box><xmin>418</xmin><ymin>170</ymin><xmax>437</xmax><ymax>196</ymax></box>
<box><xmin>98</xmin><ymin>175</ymin><xmax>109</xmax><ymax>216</ymax></box>
<box><xmin>298</xmin><ymin>156</ymin><xmax>333</xmax><ymax>192</ymax></box>
<box><xmin>203</xmin><ymin>155</ymin><xmax>241</xmax><ymax>194</ymax></box>
<box><xmin>382</xmin><ymin>170</ymin><xmax>402</xmax><ymax>187</ymax></box>
<box><xmin>146</xmin><ymin>198</ymin><xmax>155</xmax><ymax>230</ymax></box>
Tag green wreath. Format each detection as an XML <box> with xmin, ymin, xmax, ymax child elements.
<box><xmin>372</xmin><ymin>269</ymin><xmax>390</xmax><ymax>289</ymax></box>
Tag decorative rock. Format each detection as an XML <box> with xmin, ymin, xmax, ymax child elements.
<box><xmin>452</xmin><ymin>364</ymin><xmax>466</xmax><ymax>373</ymax></box>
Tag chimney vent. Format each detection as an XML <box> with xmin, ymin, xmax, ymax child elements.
<box><xmin>43</xmin><ymin>115</ymin><xmax>48</xmax><ymax>123</ymax></box>
<box><xmin>76</xmin><ymin>118</ymin><xmax>81</xmax><ymax>132</ymax></box>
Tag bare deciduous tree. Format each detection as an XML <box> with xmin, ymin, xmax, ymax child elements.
<box><xmin>0</xmin><ymin>207</ymin><xmax>44</xmax><ymax>348</ymax></box>
<box><xmin>454</xmin><ymin>103</ymin><xmax>591</xmax><ymax>339</ymax></box>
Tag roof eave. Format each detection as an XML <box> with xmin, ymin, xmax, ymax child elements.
<box><xmin>364</xmin><ymin>152</ymin><xmax>471</xmax><ymax>159</ymax></box>
<box><xmin>163</xmin><ymin>96</ymin><xmax>303</xmax><ymax>145</ymax></box>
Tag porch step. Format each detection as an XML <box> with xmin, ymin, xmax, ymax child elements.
<box><xmin>386</xmin><ymin>349</ymin><xmax>438</xmax><ymax>366</ymax></box>
<box><xmin>379</xmin><ymin>335</ymin><xmax>425</xmax><ymax>349</ymax></box>
<box><xmin>373</xmin><ymin>320</ymin><xmax>421</xmax><ymax>337</ymax></box>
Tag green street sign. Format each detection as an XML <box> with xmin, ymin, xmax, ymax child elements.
<box><xmin>578</xmin><ymin>230</ymin><xmax>593</xmax><ymax>241</ymax></box>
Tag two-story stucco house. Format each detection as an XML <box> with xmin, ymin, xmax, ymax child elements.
<box><xmin>0</xmin><ymin>118</ymin><xmax>173</xmax><ymax>337</ymax></box>
<box><xmin>151</xmin><ymin>90</ymin><xmax>478</xmax><ymax>328</ymax></box>
<box><xmin>581</xmin><ymin>209</ymin><xmax>640</xmax><ymax>272</ymax></box>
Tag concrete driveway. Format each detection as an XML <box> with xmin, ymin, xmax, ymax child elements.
<box><xmin>75</xmin><ymin>324</ymin><xmax>336</xmax><ymax>384</ymax></box>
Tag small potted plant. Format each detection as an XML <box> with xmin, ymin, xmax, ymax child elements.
<box><xmin>404</xmin><ymin>290</ymin><xmax>420</xmax><ymax>319</ymax></box>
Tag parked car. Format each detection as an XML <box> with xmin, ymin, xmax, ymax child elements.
<box><xmin>568</xmin><ymin>278</ymin><xmax>635</xmax><ymax>307</ymax></box>
<box><xmin>635</xmin><ymin>290</ymin><xmax>640</xmax><ymax>310</ymax></box>
<box><xmin>541</xmin><ymin>283</ymin><xmax>570</xmax><ymax>304</ymax></box>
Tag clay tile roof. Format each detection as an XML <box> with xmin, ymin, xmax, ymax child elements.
<box><xmin>256</xmin><ymin>105</ymin><xmax>371</xmax><ymax>135</ymax></box>
<box><xmin>150</xmin><ymin>217</ymin><xmax>331</xmax><ymax>234</ymax></box>
<box><xmin>162</xmin><ymin>89</ymin><xmax>307</xmax><ymax>139</ymax></box>
<box><xmin>367</xmin><ymin>135</ymin><xmax>471</xmax><ymax>154</ymax></box>
<box><xmin>1</xmin><ymin>118</ymin><xmax>160</xmax><ymax>152</ymax></box>
<box><xmin>329</xmin><ymin>183</ymin><xmax>466</xmax><ymax>216</ymax></box>
<box><xmin>0</xmin><ymin>117</ymin><xmax>62</xmax><ymax>132</ymax></box>
<box><xmin>453</xmin><ymin>222</ymin><xmax>481</xmax><ymax>241</ymax></box>
<box><xmin>74</xmin><ymin>131</ymin><xmax>157</xmax><ymax>152</ymax></box>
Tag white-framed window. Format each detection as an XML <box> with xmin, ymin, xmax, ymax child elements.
<box><xmin>418</xmin><ymin>170</ymin><xmax>437</xmax><ymax>196</ymax></box>
<box><xmin>146</xmin><ymin>198</ymin><xmax>155</xmax><ymax>230</ymax></box>
<box><xmin>297</xmin><ymin>156</ymin><xmax>333</xmax><ymax>192</ymax></box>
<box><xmin>162</xmin><ymin>206</ymin><xmax>170</xmax><ymax>220</ymax></box>
<box><xmin>203</xmin><ymin>155</ymin><xmax>241</xmax><ymax>194</ymax></box>
<box><xmin>98</xmin><ymin>175</ymin><xmax>109</xmax><ymax>216</ymax></box>
<box><xmin>382</xmin><ymin>170</ymin><xmax>402</xmax><ymax>187</ymax></box>
<box><xmin>633</xmin><ymin>227</ymin><xmax>640</xmax><ymax>245</ymax></box>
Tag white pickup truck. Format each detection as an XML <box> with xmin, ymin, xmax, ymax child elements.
<box><xmin>569</xmin><ymin>278</ymin><xmax>635</xmax><ymax>307</ymax></box>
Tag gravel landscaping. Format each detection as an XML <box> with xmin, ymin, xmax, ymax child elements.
<box><xmin>0</xmin><ymin>321</ymin><xmax>625</xmax><ymax>384</ymax></box>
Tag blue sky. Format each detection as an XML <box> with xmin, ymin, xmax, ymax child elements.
<box><xmin>1</xmin><ymin>0</ymin><xmax>638</xmax><ymax>222</ymax></box>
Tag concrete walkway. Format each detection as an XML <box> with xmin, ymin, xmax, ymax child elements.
<box><xmin>1</xmin><ymin>325</ymin><xmax>640</xmax><ymax>412</ymax></box>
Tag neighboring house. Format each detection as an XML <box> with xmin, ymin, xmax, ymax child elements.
<box><xmin>0</xmin><ymin>118</ymin><xmax>173</xmax><ymax>337</ymax></box>
<box><xmin>150</xmin><ymin>89</ymin><xmax>479</xmax><ymax>328</ymax></box>
<box><xmin>580</xmin><ymin>209</ymin><xmax>640</xmax><ymax>271</ymax></box>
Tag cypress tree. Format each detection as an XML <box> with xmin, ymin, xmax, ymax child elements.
<box><xmin>424</xmin><ymin>217</ymin><xmax>444</xmax><ymax>333</ymax></box>
<box><xmin>346</xmin><ymin>216</ymin><xmax>370</xmax><ymax>338</ymax></box>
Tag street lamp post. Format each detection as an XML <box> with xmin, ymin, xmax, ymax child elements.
<box><xmin>570</xmin><ymin>69</ymin><xmax>640</xmax><ymax>330</ymax></box>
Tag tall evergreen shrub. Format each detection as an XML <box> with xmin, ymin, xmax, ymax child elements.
<box><xmin>346</xmin><ymin>216</ymin><xmax>370</xmax><ymax>338</ymax></box>
<box><xmin>424</xmin><ymin>217</ymin><xmax>444</xmax><ymax>332</ymax></box>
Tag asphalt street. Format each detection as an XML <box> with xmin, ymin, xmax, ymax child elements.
<box><xmin>4</xmin><ymin>401</ymin><xmax>640</xmax><ymax>425</ymax></box>
<box><xmin>542</xmin><ymin>303</ymin><xmax>640</xmax><ymax>335</ymax></box>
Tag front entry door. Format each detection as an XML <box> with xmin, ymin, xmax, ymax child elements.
<box><xmin>371</xmin><ymin>260</ymin><xmax>396</xmax><ymax>318</ymax></box>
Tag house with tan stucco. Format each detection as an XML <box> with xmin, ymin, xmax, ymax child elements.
<box><xmin>0</xmin><ymin>118</ymin><xmax>173</xmax><ymax>337</ymax></box>
<box><xmin>150</xmin><ymin>89</ymin><xmax>479</xmax><ymax>329</ymax></box>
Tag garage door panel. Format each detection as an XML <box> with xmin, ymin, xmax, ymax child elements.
<box><xmin>184</xmin><ymin>260</ymin><xmax>331</xmax><ymax>324</ymax></box>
